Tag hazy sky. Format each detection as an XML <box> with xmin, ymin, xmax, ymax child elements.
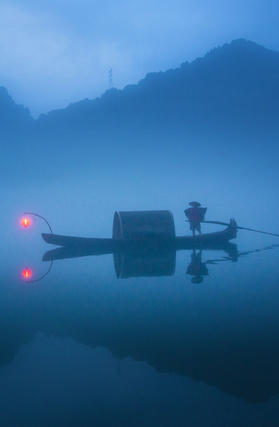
<box><xmin>0</xmin><ymin>0</ymin><xmax>278</xmax><ymax>116</ymax></box>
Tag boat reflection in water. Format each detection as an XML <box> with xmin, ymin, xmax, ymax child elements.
<box><xmin>42</xmin><ymin>236</ymin><xmax>238</xmax><ymax>281</ymax></box>
<box><xmin>44</xmin><ymin>245</ymin><xmax>238</xmax><ymax>281</ymax></box>
<box><xmin>113</xmin><ymin>246</ymin><xmax>176</xmax><ymax>279</ymax></box>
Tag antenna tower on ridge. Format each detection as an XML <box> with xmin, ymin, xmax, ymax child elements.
<box><xmin>108</xmin><ymin>68</ymin><xmax>113</xmax><ymax>89</ymax></box>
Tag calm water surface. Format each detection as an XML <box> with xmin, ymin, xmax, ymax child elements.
<box><xmin>1</xmin><ymin>179</ymin><xmax>279</xmax><ymax>427</ymax></box>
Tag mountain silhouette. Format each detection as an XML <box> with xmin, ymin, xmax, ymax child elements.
<box><xmin>1</xmin><ymin>38</ymin><xmax>279</xmax><ymax>142</ymax></box>
<box><xmin>34</xmin><ymin>38</ymin><xmax>279</xmax><ymax>141</ymax></box>
<box><xmin>2</xmin><ymin>38</ymin><xmax>279</xmax><ymax>183</ymax></box>
<box><xmin>0</xmin><ymin>86</ymin><xmax>32</xmax><ymax>138</ymax></box>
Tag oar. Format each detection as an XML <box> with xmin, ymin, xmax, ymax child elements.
<box><xmin>200</xmin><ymin>220</ymin><xmax>279</xmax><ymax>238</ymax></box>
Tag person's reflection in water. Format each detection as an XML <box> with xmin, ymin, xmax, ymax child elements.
<box><xmin>186</xmin><ymin>249</ymin><xmax>209</xmax><ymax>284</ymax></box>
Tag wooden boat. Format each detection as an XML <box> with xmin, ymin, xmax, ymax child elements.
<box><xmin>42</xmin><ymin>219</ymin><xmax>237</xmax><ymax>252</ymax></box>
<box><xmin>42</xmin><ymin>234</ymin><xmax>116</xmax><ymax>251</ymax></box>
<box><xmin>176</xmin><ymin>219</ymin><xmax>237</xmax><ymax>250</ymax></box>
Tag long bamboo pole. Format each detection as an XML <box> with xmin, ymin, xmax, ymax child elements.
<box><xmin>199</xmin><ymin>220</ymin><xmax>279</xmax><ymax>238</ymax></box>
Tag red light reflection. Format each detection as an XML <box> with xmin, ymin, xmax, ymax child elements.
<box><xmin>21</xmin><ymin>268</ymin><xmax>33</xmax><ymax>280</ymax></box>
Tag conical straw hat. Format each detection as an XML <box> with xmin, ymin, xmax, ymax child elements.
<box><xmin>189</xmin><ymin>201</ymin><xmax>201</xmax><ymax>207</ymax></box>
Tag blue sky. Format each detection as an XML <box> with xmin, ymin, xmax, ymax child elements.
<box><xmin>0</xmin><ymin>0</ymin><xmax>278</xmax><ymax>116</ymax></box>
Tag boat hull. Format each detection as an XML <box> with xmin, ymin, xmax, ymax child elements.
<box><xmin>175</xmin><ymin>224</ymin><xmax>237</xmax><ymax>250</ymax></box>
<box><xmin>42</xmin><ymin>223</ymin><xmax>236</xmax><ymax>252</ymax></box>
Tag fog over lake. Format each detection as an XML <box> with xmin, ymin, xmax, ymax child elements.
<box><xmin>1</xmin><ymin>39</ymin><xmax>279</xmax><ymax>426</ymax></box>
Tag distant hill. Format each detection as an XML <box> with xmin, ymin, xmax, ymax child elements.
<box><xmin>2</xmin><ymin>38</ymin><xmax>279</xmax><ymax>181</ymax></box>
<box><xmin>34</xmin><ymin>39</ymin><xmax>279</xmax><ymax>142</ymax></box>
<box><xmin>0</xmin><ymin>87</ymin><xmax>32</xmax><ymax>139</ymax></box>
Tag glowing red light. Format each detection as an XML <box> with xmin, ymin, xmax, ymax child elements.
<box><xmin>21</xmin><ymin>268</ymin><xmax>33</xmax><ymax>280</ymax></box>
<box><xmin>21</xmin><ymin>217</ymin><xmax>31</xmax><ymax>229</ymax></box>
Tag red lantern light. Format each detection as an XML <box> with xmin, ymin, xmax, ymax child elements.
<box><xmin>21</xmin><ymin>217</ymin><xmax>31</xmax><ymax>229</ymax></box>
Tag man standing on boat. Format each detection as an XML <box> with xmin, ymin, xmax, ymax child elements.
<box><xmin>184</xmin><ymin>201</ymin><xmax>207</xmax><ymax>236</ymax></box>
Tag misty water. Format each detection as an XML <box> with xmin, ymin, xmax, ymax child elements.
<box><xmin>2</xmin><ymin>134</ymin><xmax>279</xmax><ymax>427</ymax></box>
